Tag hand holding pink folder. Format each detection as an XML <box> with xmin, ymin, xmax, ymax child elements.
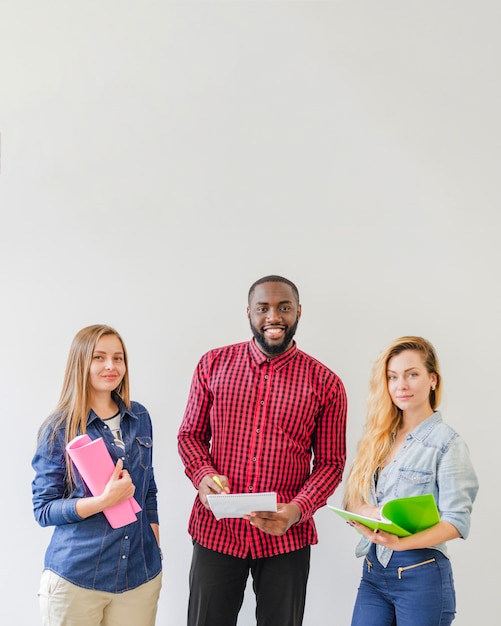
<box><xmin>66</xmin><ymin>434</ymin><xmax>141</xmax><ymax>529</ymax></box>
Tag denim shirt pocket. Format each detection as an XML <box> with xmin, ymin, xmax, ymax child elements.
<box><xmin>136</xmin><ymin>436</ymin><xmax>153</xmax><ymax>470</ymax></box>
<box><xmin>396</xmin><ymin>468</ymin><xmax>434</xmax><ymax>498</ymax></box>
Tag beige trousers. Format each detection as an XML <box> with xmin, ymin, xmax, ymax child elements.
<box><xmin>38</xmin><ymin>569</ymin><xmax>162</xmax><ymax>626</ymax></box>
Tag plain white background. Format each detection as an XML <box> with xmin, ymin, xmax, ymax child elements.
<box><xmin>0</xmin><ymin>2</ymin><xmax>498</xmax><ymax>624</ymax></box>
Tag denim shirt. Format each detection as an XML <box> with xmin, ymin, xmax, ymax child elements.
<box><xmin>355</xmin><ymin>411</ymin><xmax>479</xmax><ymax>567</ymax></box>
<box><xmin>32</xmin><ymin>399</ymin><xmax>162</xmax><ymax>592</ymax></box>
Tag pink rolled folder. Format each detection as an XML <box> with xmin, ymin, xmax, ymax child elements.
<box><xmin>66</xmin><ymin>434</ymin><xmax>141</xmax><ymax>529</ymax></box>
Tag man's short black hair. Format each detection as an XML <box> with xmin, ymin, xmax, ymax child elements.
<box><xmin>248</xmin><ymin>275</ymin><xmax>300</xmax><ymax>304</ymax></box>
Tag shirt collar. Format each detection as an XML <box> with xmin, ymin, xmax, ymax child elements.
<box><xmin>87</xmin><ymin>395</ymin><xmax>137</xmax><ymax>425</ymax></box>
<box><xmin>409</xmin><ymin>411</ymin><xmax>443</xmax><ymax>442</ymax></box>
<box><xmin>248</xmin><ymin>338</ymin><xmax>298</xmax><ymax>370</ymax></box>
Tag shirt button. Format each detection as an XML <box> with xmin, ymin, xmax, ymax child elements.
<box><xmin>252</xmin><ymin>457</ymin><xmax>256</xmax><ymax>462</ymax></box>
<box><xmin>260</xmin><ymin>400</ymin><xmax>264</xmax><ymax>406</ymax></box>
<box><xmin>256</xmin><ymin>429</ymin><xmax>260</xmax><ymax>434</ymax></box>
<box><xmin>122</xmin><ymin>555</ymin><xmax>126</xmax><ymax>559</ymax></box>
<box><xmin>124</xmin><ymin>536</ymin><xmax>129</xmax><ymax>540</ymax></box>
<box><xmin>265</xmin><ymin>375</ymin><xmax>268</xmax><ymax>380</ymax></box>
<box><xmin>249</xmin><ymin>485</ymin><xmax>254</xmax><ymax>491</ymax></box>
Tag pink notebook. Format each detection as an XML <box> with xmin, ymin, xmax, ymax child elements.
<box><xmin>66</xmin><ymin>434</ymin><xmax>141</xmax><ymax>529</ymax></box>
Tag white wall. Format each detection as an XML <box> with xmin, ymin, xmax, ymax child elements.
<box><xmin>1</xmin><ymin>2</ymin><xmax>498</xmax><ymax>624</ymax></box>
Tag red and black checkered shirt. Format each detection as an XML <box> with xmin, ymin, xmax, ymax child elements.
<box><xmin>178</xmin><ymin>339</ymin><xmax>347</xmax><ymax>558</ymax></box>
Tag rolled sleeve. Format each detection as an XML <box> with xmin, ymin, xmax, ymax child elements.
<box><xmin>178</xmin><ymin>359</ymin><xmax>215</xmax><ymax>487</ymax></box>
<box><xmin>437</xmin><ymin>437</ymin><xmax>479</xmax><ymax>539</ymax></box>
<box><xmin>145</xmin><ymin>473</ymin><xmax>160</xmax><ymax>525</ymax></box>
<box><xmin>32</xmin><ymin>437</ymin><xmax>84</xmax><ymax>527</ymax></box>
<box><xmin>292</xmin><ymin>380</ymin><xmax>347</xmax><ymax>522</ymax></box>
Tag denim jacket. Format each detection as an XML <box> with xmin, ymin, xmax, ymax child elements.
<box><xmin>355</xmin><ymin>411</ymin><xmax>479</xmax><ymax>567</ymax></box>
<box><xmin>32</xmin><ymin>399</ymin><xmax>162</xmax><ymax>592</ymax></box>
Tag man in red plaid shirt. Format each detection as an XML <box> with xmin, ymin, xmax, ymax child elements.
<box><xmin>178</xmin><ymin>275</ymin><xmax>347</xmax><ymax>626</ymax></box>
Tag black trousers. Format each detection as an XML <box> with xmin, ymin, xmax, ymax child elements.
<box><xmin>187</xmin><ymin>543</ymin><xmax>311</xmax><ymax>626</ymax></box>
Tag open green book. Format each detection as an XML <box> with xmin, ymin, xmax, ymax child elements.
<box><xmin>328</xmin><ymin>494</ymin><xmax>440</xmax><ymax>537</ymax></box>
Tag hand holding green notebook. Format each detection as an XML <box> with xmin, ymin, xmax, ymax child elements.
<box><xmin>328</xmin><ymin>494</ymin><xmax>440</xmax><ymax>537</ymax></box>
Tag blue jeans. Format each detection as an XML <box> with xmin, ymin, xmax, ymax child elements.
<box><xmin>351</xmin><ymin>545</ymin><xmax>456</xmax><ymax>626</ymax></box>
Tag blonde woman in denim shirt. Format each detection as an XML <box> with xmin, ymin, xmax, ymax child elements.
<box><xmin>32</xmin><ymin>325</ymin><xmax>162</xmax><ymax>626</ymax></box>
<box><xmin>342</xmin><ymin>336</ymin><xmax>478</xmax><ymax>626</ymax></box>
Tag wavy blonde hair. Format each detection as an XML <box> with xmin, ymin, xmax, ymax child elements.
<box><xmin>39</xmin><ymin>324</ymin><xmax>130</xmax><ymax>489</ymax></box>
<box><xmin>343</xmin><ymin>336</ymin><xmax>442</xmax><ymax>508</ymax></box>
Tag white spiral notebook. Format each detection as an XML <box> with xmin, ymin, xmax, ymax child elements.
<box><xmin>207</xmin><ymin>492</ymin><xmax>277</xmax><ymax>520</ymax></box>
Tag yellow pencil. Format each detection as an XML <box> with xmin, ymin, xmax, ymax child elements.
<box><xmin>212</xmin><ymin>475</ymin><xmax>224</xmax><ymax>490</ymax></box>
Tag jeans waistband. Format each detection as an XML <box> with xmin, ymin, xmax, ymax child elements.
<box><xmin>368</xmin><ymin>543</ymin><xmax>446</xmax><ymax>568</ymax></box>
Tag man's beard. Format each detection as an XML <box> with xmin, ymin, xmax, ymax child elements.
<box><xmin>250</xmin><ymin>318</ymin><xmax>299</xmax><ymax>356</ymax></box>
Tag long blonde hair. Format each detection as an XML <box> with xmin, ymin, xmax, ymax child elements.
<box><xmin>39</xmin><ymin>324</ymin><xmax>130</xmax><ymax>489</ymax></box>
<box><xmin>343</xmin><ymin>336</ymin><xmax>442</xmax><ymax>508</ymax></box>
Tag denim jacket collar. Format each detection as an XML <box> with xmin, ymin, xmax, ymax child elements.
<box><xmin>409</xmin><ymin>411</ymin><xmax>443</xmax><ymax>443</ymax></box>
<box><xmin>86</xmin><ymin>395</ymin><xmax>138</xmax><ymax>427</ymax></box>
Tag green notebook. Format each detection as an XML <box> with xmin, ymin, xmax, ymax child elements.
<box><xmin>328</xmin><ymin>494</ymin><xmax>440</xmax><ymax>537</ymax></box>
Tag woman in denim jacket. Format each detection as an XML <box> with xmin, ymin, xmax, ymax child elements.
<box><xmin>342</xmin><ymin>336</ymin><xmax>478</xmax><ymax>626</ymax></box>
<box><xmin>32</xmin><ymin>325</ymin><xmax>162</xmax><ymax>626</ymax></box>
